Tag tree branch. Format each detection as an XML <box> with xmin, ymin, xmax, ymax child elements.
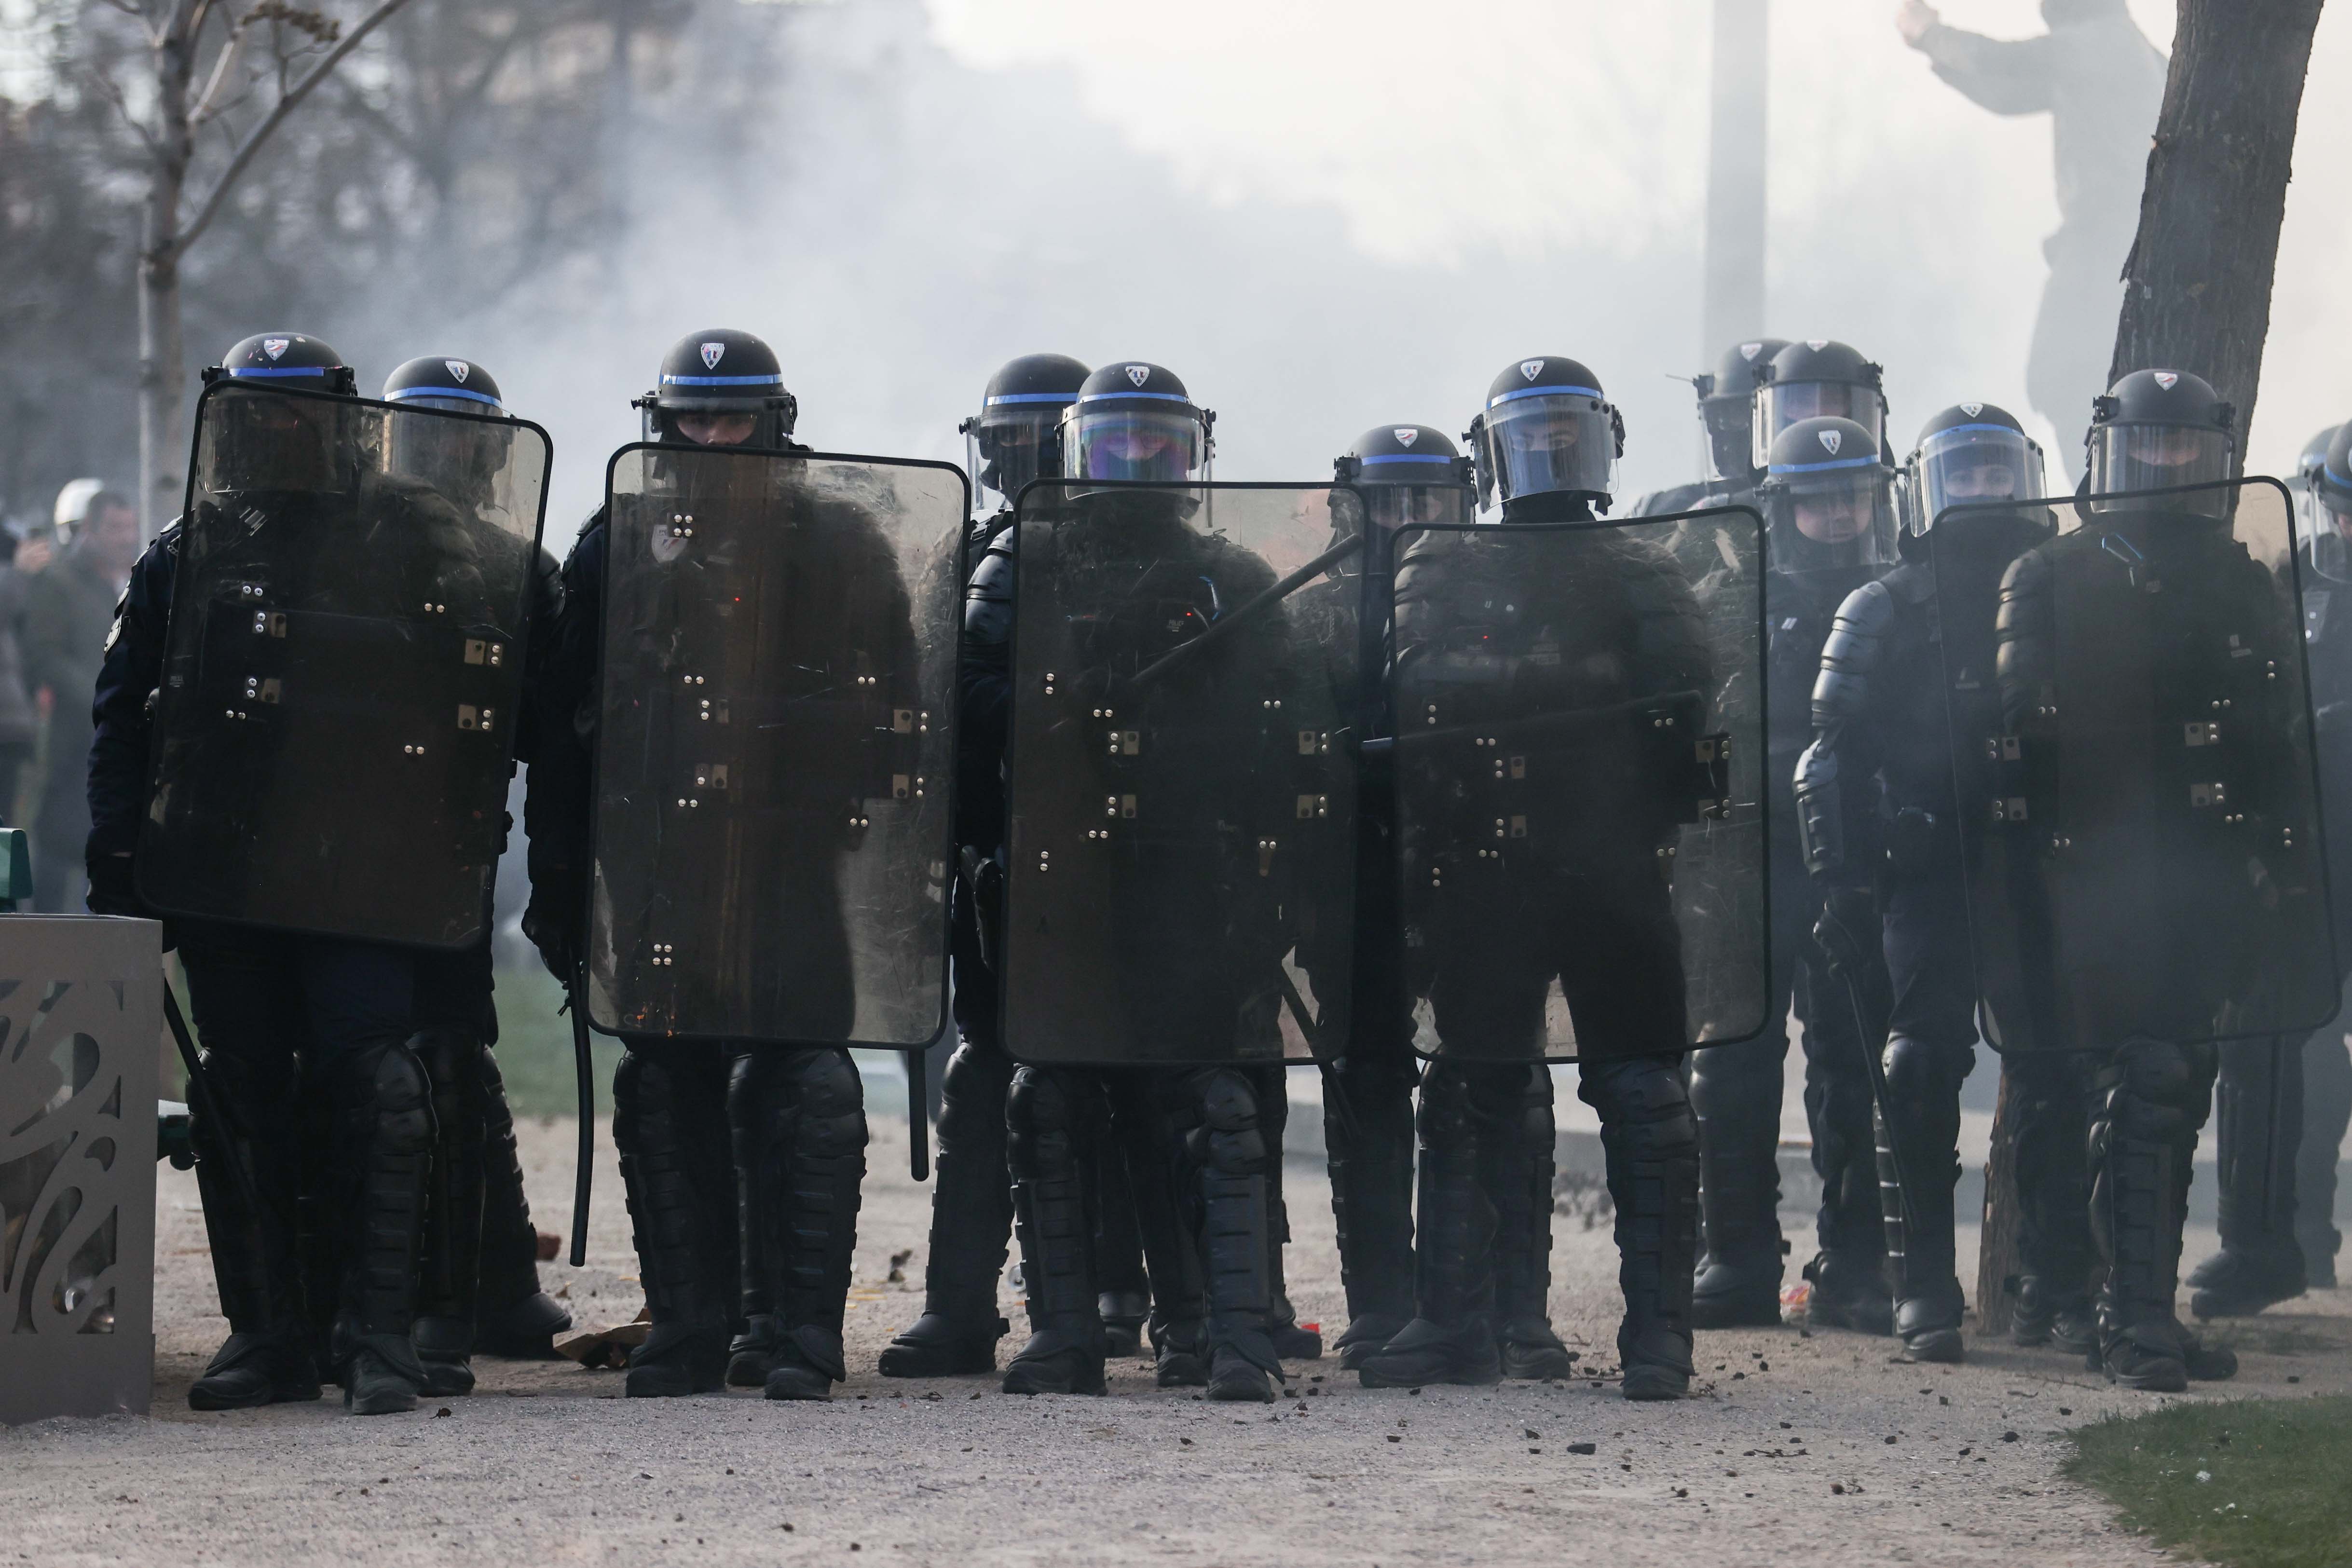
<box><xmin>166</xmin><ymin>0</ymin><xmax>417</xmax><ymax>261</ymax></box>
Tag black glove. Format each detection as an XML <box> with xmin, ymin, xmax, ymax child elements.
<box><xmin>1810</xmin><ymin>884</ymin><xmax>1880</xmax><ymax>979</ymax></box>
<box><xmin>84</xmin><ymin>851</ymin><xmax>140</xmax><ymax>918</ymax></box>
<box><xmin>522</xmin><ymin>874</ymin><xmax>583</xmax><ymax>986</ymax></box>
<box><xmin>958</xmin><ymin>845</ymin><xmax>1005</xmax><ymax>972</ymax></box>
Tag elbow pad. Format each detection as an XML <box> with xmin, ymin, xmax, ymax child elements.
<box><xmin>1793</xmin><ymin>737</ymin><xmax>1844</xmax><ymax>879</ymax></box>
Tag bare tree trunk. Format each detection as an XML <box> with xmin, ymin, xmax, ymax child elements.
<box><xmin>2109</xmin><ymin>0</ymin><xmax>2326</xmax><ymax>452</ymax></box>
<box><xmin>137</xmin><ymin>9</ymin><xmax>197</xmax><ymax>539</ymax></box>
<box><xmin>1974</xmin><ymin>1063</ymin><xmax>2023</xmax><ymax>1339</ymax></box>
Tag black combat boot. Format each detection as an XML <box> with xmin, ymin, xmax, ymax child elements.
<box><xmin>1320</xmin><ymin>1045</ymin><xmax>1418</xmax><ymax>1371</ymax></box>
<box><xmin>1491</xmin><ymin>1064</ymin><xmax>1578</xmax><ymax>1378</ymax></box>
<box><xmin>333</xmin><ymin>1038</ymin><xmax>437</xmax><ymax>1416</ymax></box>
<box><xmin>2092</xmin><ymin>1042</ymin><xmax>2236</xmax><ymax>1392</ymax></box>
<box><xmin>473</xmin><ymin>1042</ymin><xmax>572</xmax><ymax>1359</ymax></box>
<box><xmin>614</xmin><ymin>1046</ymin><xmax>735</xmax><ymax>1398</ymax></box>
<box><xmin>1802</xmin><ymin>1063</ymin><xmax>1892</xmax><ymax>1335</ymax></box>
<box><xmin>187</xmin><ymin>1054</ymin><xmax>321</xmax><ymax>1412</ymax></box>
<box><xmin>882</xmin><ymin>1036</ymin><xmax>1015</xmax><ymax>1377</ymax></box>
<box><xmin>730</xmin><ymin>1048</ymin><xmax>866</xmax><ymax>1402</ymax></box>
<box><xmin>412</xmin><ymin>1030</ymin><xmax>487</xmax><ymax>1398</ymax></box>
<box><xmin>2188</xmin><ymin>1036</ymin><xmax>2309</xmax><ymax>1319</ymax></box>
<box><xmin>1689</xmin><ymin>1041</ymin><xmax>1788</xmax><ymax>1329</ymax></box>
<box><xmin>1586</xmin><ymin>1059</ymin><xmax>1699</xmax><ymax>1401</ymax></box>
<box><xmin>1360</xmin><ymin>1064</ymin><xmax>1500</xmax><ymax>1389</ymax></box>
<box><xmin>1002</xmin><ymin>1067</ymin><xmax>1108</xmax><ymax>1396</ymax></box>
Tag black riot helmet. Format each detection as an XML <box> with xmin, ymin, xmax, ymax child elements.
<box><xmin>381</xmin><ymin>355</ymin><xmax>518</xmax><ymax>496</ymax></box>
<box><xmin>1694</xmin><ymin>337</ymin><xmax>1787</xmax><ymax>484</ymax></box>
<box><xmin>633</xmin><ymin>327</ymin><xmax>798</xmax><ymax>448</ymax></box>
<box><xmin>2084</xmin><ymin>368</ymin><xmax>2235</xmax><ymax>517</ymax></box>
<box><xmin>1334</xmin><ymin>423</ymin><xmax>1474</xmax><ymax>536</ymax></box>
<box><xmin>199</xmin><ymin>331</ymin><xmax>358</xmax><ymax>494</ymax></box>
<box><xmin>1060</xmin><ymin>361</ymin><xmax>1213</xmax><ymax>489</ymax></box>
<box><xmin>1751</xmin><ymin>339</ymin><xmax>1887</xmax><ymax>471</ymax></box>
<box><xmin>1467</xmin><ymin>355</ymin><xmax>1622</xmax><ymax>518</ymax></box>
<box><xmin>382</xmin><ymin>355</ymin><xmax>506</xmax><ymax>416</ymax></box>
<box><xmin>1756</xmin><ymin>416</ymin><xmax>1899</xmax><ymax>575</ymax></box>
<box><xmin>203</xmin><ymin>331</ymin><xmax>358</xmax><ymax>395</ymax></box>
<box><xmin>1901</xmin><ymin>402</ymin><xmax>2046</xmax><ymax>536</ymax></box>
<box><xmin>962</xmin><ymin>353</ymin><xmax>1089</xmax><ymax>515</ymax></box>
<box><xmin>2297</xmin><ymin>423</ymin><xmax>2341</xmax><ymax>492</ymax></box>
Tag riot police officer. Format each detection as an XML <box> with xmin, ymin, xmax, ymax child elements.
<box><xmin>1985</xmin><ymin>368</ymin><xmax>2303</xmax><ymax>1389</ymax></box>
<box><xmin>1298</xmin><ymin>424</ymin><xmax>1467</xmax><ymax>1369</ymax></box>
<box><xmin>883</xmin><ymin>353</ymin><xmax>1089</xmax><ymax>1377</ymax></box>
<box><xmin>1627</xmin><ymin>337</ymin><xmax>1788</xmax><ymax>519</ymax></box>
<box><xmin>1690</xmin><ymin>340</ymin><xmax>1898</xmax><ymax>1331</ymax></box>
<box><xmin>2189</xmin><ymin>418</ymin><xmax>2352</xmax><ymax>1317</ymax></box>
<box><xmin>91</xmin><ymin>332</ymin><xmax>547</xmax><ymax>1414</ymax></box>
<box><xmin>1797</xmin><ymin>404</ymin><xmax>2051</xmax><ymax>1362</ymax></box>
<box><xmin>526</xmin><ymin>328</ymin><xmax>877</xmax><ymax>1401</ymax></box>
<box><xmin>1363</xmin><ymin>357</ymin><xmax>1711</xmax><ymax>1400</ymax></box>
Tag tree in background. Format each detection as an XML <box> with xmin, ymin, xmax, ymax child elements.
<box><xmin>2108</xmin><ymin>0</ymin><xmax>2329</xmax><ymax>460</ymax></box>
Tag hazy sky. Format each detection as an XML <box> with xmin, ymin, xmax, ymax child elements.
<box><xmin>918</xmin><ymin>0</ymin><xmax>2345</xmax><ymax>479</ymax></box>
<box><xmin>462</xmin><ymin>0</ymin><xmax>2347</xmax><ymax>524</ymax></box>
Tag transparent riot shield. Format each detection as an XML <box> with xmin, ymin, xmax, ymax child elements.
<box><xmin>999</xmin><ymin>481</ymin><xmax>1365</xmax><ymax>1066</ymax></box>
<box><xmin>586</xmin><ymin>447</ymin><xmax>965</xmax><ymax>1047</ymax></box>
<box><xmin>1389</xmin><ymin>506</ymin><xmax>1769</xmax><ymax>1062</ymax></box>
<box><xmin>137</xmin><ymin>381</ymin><xmax>550</xmax><ymax>947</ymax></box>
<box><xmin>1934</xmin><ymin>477</ymin><xmax>2338</xmax><ymax>1054</ymax></box>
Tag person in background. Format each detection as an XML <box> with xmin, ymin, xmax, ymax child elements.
<box><xmin>23</xmin><ymin>488</ymin><xmax>141</xmax><ymax>912</ymax></box>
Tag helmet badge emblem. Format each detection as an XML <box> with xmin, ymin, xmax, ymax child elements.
<box><xmin>1960</xmin><ymin>402</ymin><xmax>1982</xmax><ymax>418</ymax></box>
<box><xmin>2154</xmin><ymin>371</ymin><xmax>2179</xmax><ymax>390</ymax></box>
<box><xmin>1818</xmin><ymin>429</ymin><xmax>1843</xmax><ymax>456</ymax></box>
<box><xmin>1739</xmin><ymin>342</ymin><xmax>1764</xmax><ymax>360</ymax></box>
<box><xmin>446</xmin><ymin>360</ymin><xmax>470</xmax><ymax>384</ymax></box>
<box><xmin>700</xmin><ymin>341</ymin><xmax>726</xmax><ymax>370</ymax></box>
<box><xmin>262</xmin><ymin>339</ymin><xmax>289</xmax><ymax>361</ymax></box>
<box><xmin>1519</xmin><ymin>360</ymin><xmax>1545</xmax><ymax>382</ymax></box>
<box><xmin>1393</xmin><ymin>428</ymin><xmax>1419</xmax><ymax>447</ymax></box>
<box><xmin>1125</xmin><ymin>365</ymin><xmax>1150</xmax><ymax>387</ymax></box>
<box><xmin>1806</xmin><ymin>339</ymin><xmax>1830</xmax><ymax>352</ymax></box>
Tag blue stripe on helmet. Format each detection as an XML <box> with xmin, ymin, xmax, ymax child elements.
<box><xmin>1360</xmin><ymin>452</ymin><xmax>1453</xmax><ymax>464</ymax></box>
<box><xmin>2327</xmin><ymin>462</ymin><xmax>2352</xmax><ymax>490</ymax></box>
<box><xmin>1077</xmin><ymin>390</ymin><xmax>1193</xmax><ymax>403</ymax></box>
<box><xmin>229</xmin><ymin>366</ymin><xmax>338</xmax><ymax>379</ymax></box>
<box><xmin>386</xmin><ymin>385</ymin><xmax>503</xmax><ymax>408</ymax></box>
<box><xmin>985</xmin><ymin>392</ymin><xmax>1077</xmax><ymax>406</ymax></box>
<box><xmin>1487</xmin><ymin>384</ymin><xmax>1604</xmax><ymax>408</ymax></box>
<box><xmin>1769</xmin><ymin>454</ymin><xmax>1881</xmax><ymax>475</ymax></box>
<box><xmin>661</xmin><ymin>372</ymin><xmax>786</xmax><ymax>386</ymax></box>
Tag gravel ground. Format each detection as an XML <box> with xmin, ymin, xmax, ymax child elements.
<box><xmin>7</xmin><ymin>1100</ymin><xmax>2348</xmax><ymax>1568</ymax></box>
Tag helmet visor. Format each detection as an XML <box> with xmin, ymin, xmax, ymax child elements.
<box><xmin>2086</xmin><ymin>425</ymin><xmax>2233</xmax><ymax>515</ymax></box>
<box><xmin>1767</xmin><ymin>464</ymin><xmax>1898</xmax><ymax>571</ymax></box>
<box><xmin>1066</xmin><ymin>407</ymin><xmax>1206</xmax><ymax>485</ymax></box>
<box><xmin>1480</xmin><ymin>395</ymin><xmax>1615</xmax><ymax>504</ymax></box>
<box><xmin>1753</xmin><ymin>380</ymin><xmax>1885</xmax><ymax>469</ymax></box>
<box><xmin>967</xmin><ymin>402</ymin><xmax>1065</xmax><ymax>514</ymax></box>
<box><xmin>1363</xmin><ymin>482</ymin><xmax>1475</xmax><ymax>536</ymax></box>
<box><xmin>1913</xmin><ymin>424</ymin><xmax>2043</xmax><ymax>533</ymax></box>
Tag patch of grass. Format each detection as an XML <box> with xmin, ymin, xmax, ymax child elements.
<box><xmin>487</xmin><ymin>962</ymin><xmax>622</xmax><ymax>1121</ymax></box>
<box><xmin>2065</xmin><ymin>1395</ymin><xmax>2352</xmax><ymax>1568</ymax></box>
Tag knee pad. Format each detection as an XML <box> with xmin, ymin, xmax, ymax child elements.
<box><xmin>1586</xmin><ymin>1058</ymin><xmax>1697</xmax><ymax>1155</ymax></box>
<box><xmin>1008</xmin><ymin>1066</ymin><xmax>1084</xmax><ymax>1181</ymax></box>
<box><xmin>787</xmin><ymin>1049</ymin><xmax>866</xmax><ymax>1159</ymax></box>
<box><xmin>1880</xmin><ymin>1034</ymin><xmax>1969</xmax><ymax>1104</ymax></box>
<box><xmin>2105</xmin><ymin>1038</ymin><xmax>2209</xmax><ymax>1142</ymax></box>
<box><xmin>1195</xmin><ymin>1069</ymin><xmax>1266</xmax><ymax>1177</ymax></box>
<box><xmin>1518</xmin><ymin>1063</ymin><xmax>1555</xmax><ymax>1146</ymax></box>
<box><xmin>341</xmin><ymin>1038</ymin><xmax>434</xmax><ymax>1158</ymax></box>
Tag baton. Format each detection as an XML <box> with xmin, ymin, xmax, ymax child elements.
<box><xmin>1123</xmin><ymin>533</ymin><xmax>1366</xmax><ymax>693</ymax></box>
<box><xmin>566</xmin><ymin>967</ymin><xmax>595</xmax><ymax>1268</ymax></box>
<box><xmin>161</xmin><ymin>981</ymin><xmax>263</xmax><ymax>1223</ymax></box>
<box><xmin>905</xmin><ymin>1048</ymin><xmax>931</xmax><ymax>1182</ymax></box>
